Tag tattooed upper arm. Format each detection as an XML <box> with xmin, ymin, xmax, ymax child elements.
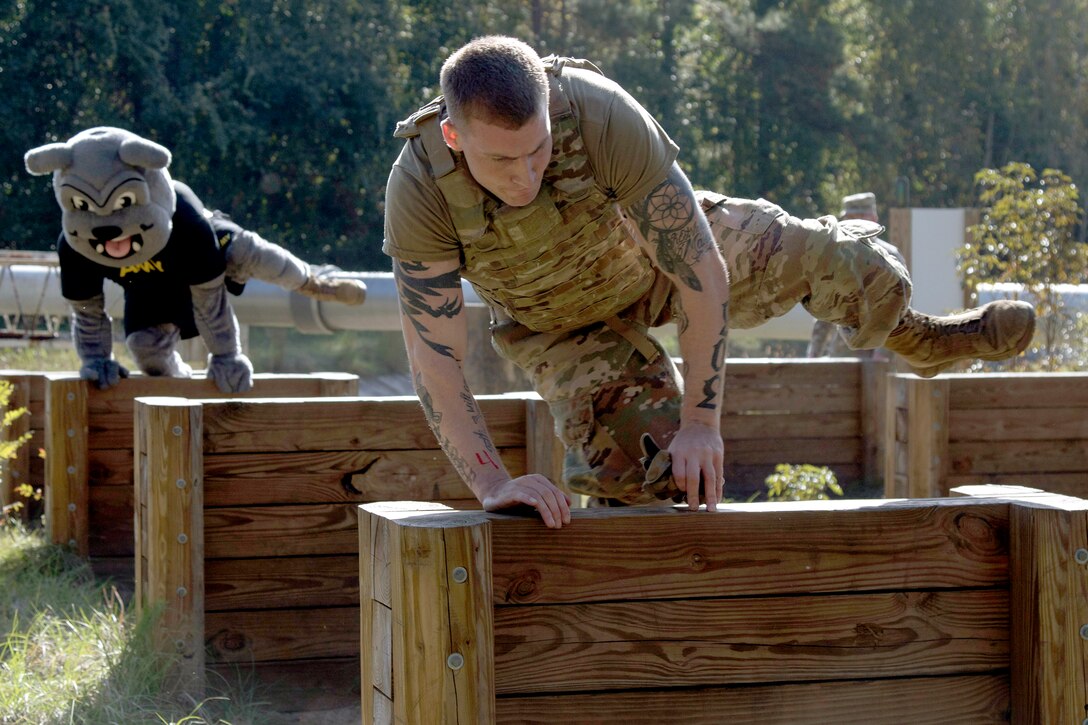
<box><xmin>393</xmin><ymin>259</ymin><xmax>464</xmax><ymax>359</ymax></box>
<box><xmin>626</xmin><ymin>164</ymin><xmax>713</xmax><ymax>292</ymax></box>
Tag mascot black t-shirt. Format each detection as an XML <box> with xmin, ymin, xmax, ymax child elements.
<box><xmin>59</xmin><ymin>183</ymin><xmax>226</xmax><ymax>339</ymax></box>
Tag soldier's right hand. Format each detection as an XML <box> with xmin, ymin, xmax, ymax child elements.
<box><xmin>481</xmin><ymin>474</ymin><xmax>572</xmax><ymax>530</ymax></box>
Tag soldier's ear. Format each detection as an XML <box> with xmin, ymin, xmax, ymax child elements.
<box><xmin>441</xmin><ymin>118</ymin><xmax>462</xmax><ymax>152</ymax></box>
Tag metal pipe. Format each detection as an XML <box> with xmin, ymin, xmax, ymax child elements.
<box><xmin>0</xmin><ymin>264</ymin><xmax>821</xmax><ymax>339</ymax></box>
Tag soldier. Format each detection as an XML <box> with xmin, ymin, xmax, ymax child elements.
<box><xmin>807</xmin><ymin>192</ymin><xmax>905</xmax><ymax>359</ymax></box>
<box><xmin>383</xmin><ymin>36</ymin><xmax>1035</xmax><ymax>527</ymax></box>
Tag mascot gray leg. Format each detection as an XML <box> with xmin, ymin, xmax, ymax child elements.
<box><xmin>70</xmin><ymin>294</ymin><xmax>130</xmax><ymax>389</ymax></box>
<box><xmin>190</xmin><ymin>274</ymin><xmax>254</xmax><ymax>393</ymax></box>
<box><xmin>126</xmin><ymin>324</ymin><xmax>193</xmax><ymax>378</ymax></box>
<box><xmin>225</xmin><ymin>228</ymin><xmax>366</xmax><ymax>305</ymax></box>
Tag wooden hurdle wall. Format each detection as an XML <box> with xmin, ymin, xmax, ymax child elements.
<box><xmin>722</xmin><ymin>358</ymin><xmax>888</xmax><ymax>496</ymax></box>
<box><xmin>40</xmin><ymin>372</ymin><xmax>358</xmax><ymax>580</ymax></box>
<box><xmin>133</xmin><ymin>393</ymin><xmax>562</xmax><ymax>699</ymax></box>
<box><xmin>359</xmin><ymin>491</ymin><xmax>1088</xmax><ymax>724</ymax></box>
<box><xmin>885</xmin><ymin>372</ymin><xmax>1088</xmax><ymax>499</ymax></box>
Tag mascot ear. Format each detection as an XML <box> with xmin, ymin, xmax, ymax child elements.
<box><xmin>118</xmin><ymin>137</ymin><xmax>171</xmax><ymax>170</ymax></box>
<box><xmin>24</xmin><ymin>143</ymin><xmax>73</xmax><ymax>176</ymax></box>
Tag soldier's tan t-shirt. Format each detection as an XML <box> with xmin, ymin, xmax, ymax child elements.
<box><xmin>382</xmin><ymin>67</ymin><xmax>679</xmax><ymax>262</ymax></box>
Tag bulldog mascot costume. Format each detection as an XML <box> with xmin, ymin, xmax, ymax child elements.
<box><xmin>25</xmin><ymin>126</ymin><xmax>366</xmax><ymax>392</ymax></box>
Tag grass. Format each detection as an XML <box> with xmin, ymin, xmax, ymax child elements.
<box><xmin>0</xmin><ymin>522</ymin><xmax>287</xmax><ymax>725</ymax></box>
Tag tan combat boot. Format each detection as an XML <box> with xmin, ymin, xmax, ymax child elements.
<box><xmin>298</xmin><ymin>273</ymin><xmax>367</xmax><ymax>306</ymax></box>
<box><xmin>883</xmin><ymin>300</ymin><xmax>1036</xmax><ymax>378</ymax></box>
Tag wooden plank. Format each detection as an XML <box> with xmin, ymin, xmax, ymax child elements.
<box><xmin>720</xmin><ymin>411</ymin><xmax>859</xmax><ymax>440</ymax></box>
<box><xmin>81</xmin><ymin>373</ymin><xmax>359</xmax><ymax>449</ymax></box>
<box><xmin>87</xmin><ymin>484</ymin><xmax>132</xmax><ymax>557</ymax></box>
<box><xmin>208</xmin><ymin>657</ymin><xmax>359</xmax><ymax>714</ymax></box>
<box><xmin>204</xmin><ymin>555</ymin><xmax>358</xmax><ymax>611</ymax></box>
<box><xmin>495</xmin><ymin>673</ymin><xmax>1010</xmax><ymax>724</ymax></box>
<box><xmin>945</xmin><ymin>373</ymin><xmax>1088</xmax><ymax>409</ymax></box>
<box><xmin>87</xmin><ymin>371</ymin><xmax>358</xmax><ymax>409</ymax></box>
<box><xmin>206</xmin><ymin>606</ymin><xmax>359</xmax><ymax>663</ymax></box>
<box><xmin>88</xmin><ymin>448</ymin><xmax>136</xmax><ymax>486</ymax></box>
<box><xmin>487</xmin><ymin>501</ymin><xmax>1010</xmax><ymax>605</ymax></box>
<box><xmin>725</xmin><ymin>436</ymin><xmax>862</xmax><ymax>466</ymax></box>
<box><xmin>45</xmin><ymin>377</ymin><xmax>88</xmax><ymax>553</ymax></box>
<box><xmin>204</xmin><ymin>503</ymin><xmax>360</xmax><ymax>558</ymax></box>
<box><xmin>951</xmin><ymin>439</ymin><xmax>1088</xmax><ymax>475</ymax></box>
<box><xmin>200</xmin><ymin>396</ymin><xmax>528</xmax><ymax>453</ymax></box>
<box><xmin>202</xmin><ymin>448</ymin><xmax>499</xmax><ymax>506</ymax></box>
<box><xmin>134</xmin><ymin>397</ymin><xmax>205</xmax><ymax>696</ymax></box>
<box><xmin>725</xmin><ymin>359</ymin><xmax>862</xmax><ymax>387</ymax></box>
<box><xmin>492</xmin><ymin>589</ymin><xmax>1008</xmax><ymax>693</ymax></box>
<box><xmin>946</xmin><ymin>472</ymin><xmax>1088</xmax><ymax>498</ymax></box>
<box><xmin>723</xmin><ymin>387</ymin><xmax>860</xmax><ymax>415</ymax></box>
<box><xmin>950</xmin><ymin>407</ymin><xmax>1088</xmax><ymax>442</ymax></box>
<box><xmin>1009</xmin><ymin>499</ymin><xmax>1088</xmax><ymax>723</ymax></box>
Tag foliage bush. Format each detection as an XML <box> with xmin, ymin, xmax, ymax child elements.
<box><xmin>762</xmin><ymin>463</ymin><xmax>843</xmax><ymax>502</ymax></box>
<box><xmin>0</xmin><ymin>380</ymin><xmax>33</xmax><ymax>524</ymax></box>
<box><xmin>960</xmin><ymin>162</ymin><xmax>1088</xmax><ymax>372</ymax></box>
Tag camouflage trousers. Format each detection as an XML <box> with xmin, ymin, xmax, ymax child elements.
<box><xmin>491</xmin><ymin>191</ymin><xmax>912</xmax><ymax>504</ymax></box>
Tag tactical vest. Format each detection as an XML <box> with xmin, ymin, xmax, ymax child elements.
<box><xmin>393</xmin><ymin>56</ymin><xmax>656</xmax><ymax>335</ymax></box>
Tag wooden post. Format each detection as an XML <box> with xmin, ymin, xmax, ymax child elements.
<box><xmin>883</xmin><ymin>374</ymin><xmax>907</xmax><ymax>498</ymax></box>
<box><xmin>1009</xmin><ymin>496</ymin><xmax>1088</xmax><ymax>722</ymax></box>
<box><xmin>45</xmin><ymin>376</ymin><xmax>88</xmax><ymax>553</ymax></box>
<box><xmin>135</xmin><ymin>397</ymin><xmax>205</xmax><ymax>697</ymax></box>
<box><xmin>525</xmin><ymin>397</ymin><xmax>565</xmax><ymax>490</ymax></box>
<box><xmin>860</xmin><ymin>359</ymin><xmax>889</xmax><ymax>488</ymax></box>
<box><xmin>885</xmin><ymin>375</ymin><xmax>950</xmax><ymax>499</ymax></box>
<box><xmin>360</xmin><ymin>503</ymin><xmax>495</xmax><ymax>725</ymax></box>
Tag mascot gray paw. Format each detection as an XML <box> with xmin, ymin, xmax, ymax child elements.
<box><xmin>207</xmin><ymin>353</ymin><xmax>253</xmax><ymax>393</ymax></box>
<box><xmin>79</xmin><ymin>357</ymin><xmax>130</xmax><ymax>390</ymax></box>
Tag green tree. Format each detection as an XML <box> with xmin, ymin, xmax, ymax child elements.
<box><xmin>960</xmin><ymin>162</ymin><xmax>1087</xmax><ymax>370</ymax></box>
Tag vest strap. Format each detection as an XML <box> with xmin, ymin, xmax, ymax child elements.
<box><xmin>605</xmin><ymin>315</ymin><xmax>660</xmax><ymax>362</ymax></box>
<box><xmin>419</xmin><ymin>116</ymin><xmax>456</xmax><ymax>179</ymax></box>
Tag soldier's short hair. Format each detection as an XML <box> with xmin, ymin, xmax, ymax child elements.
<box><xmin>440</xmin><ymin>36</ymin><xmax>548</xmax><ymax>130</ymax></box>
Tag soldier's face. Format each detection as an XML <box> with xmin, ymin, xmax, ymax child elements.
<box><xmin>442</xmin><ymin>109</ymin><xmax>552</xmax><ymax>208</ymax></box>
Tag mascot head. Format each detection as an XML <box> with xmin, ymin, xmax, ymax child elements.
<box><xmin>24</xmin><ymin>127</ymin><xmax>177</xmax><ymax>269</ymax></box>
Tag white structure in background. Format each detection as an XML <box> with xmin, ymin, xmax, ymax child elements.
<box><xmin>897</xmin><ymin>208</ymin><xmax>972</xmax><ymax>316</ymax></box>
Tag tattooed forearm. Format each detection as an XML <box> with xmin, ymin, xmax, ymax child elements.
<box><xmin>413</xmin><ymin>372</ymin><xmax>474</xmax><ymax>478</ymax></box>
<box><xmin>415</xmin><ymin>370</ymin><xmax>441</xmax><ymax>427</ymax></box>
<box><xmin>395</xmin><ymin>260</ymin><xmax>463</xmax><ymax>358</ymax></box>
<box><xmin>416</xmin><ymin>371</ymin><xmax>477</xmax><ymax>484</ymax></box>
<box><xmin>632</xmin><ymin>166</ymin><xmax>713</xmax><ymax>291</ymax></box>
<box><xmin>416</xmin><ymin>372</ymin><xmax>501</xmax><ymax>486</ymax></box>
<box><xmin>459</xmin><ymin>382</ymin><xmax>499</xmax><ymax>456</ymax></box>
<box><xmin>695</xmin><ymin>302</ymin><xmax>729</xmax><ymax>410</ymax></box>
